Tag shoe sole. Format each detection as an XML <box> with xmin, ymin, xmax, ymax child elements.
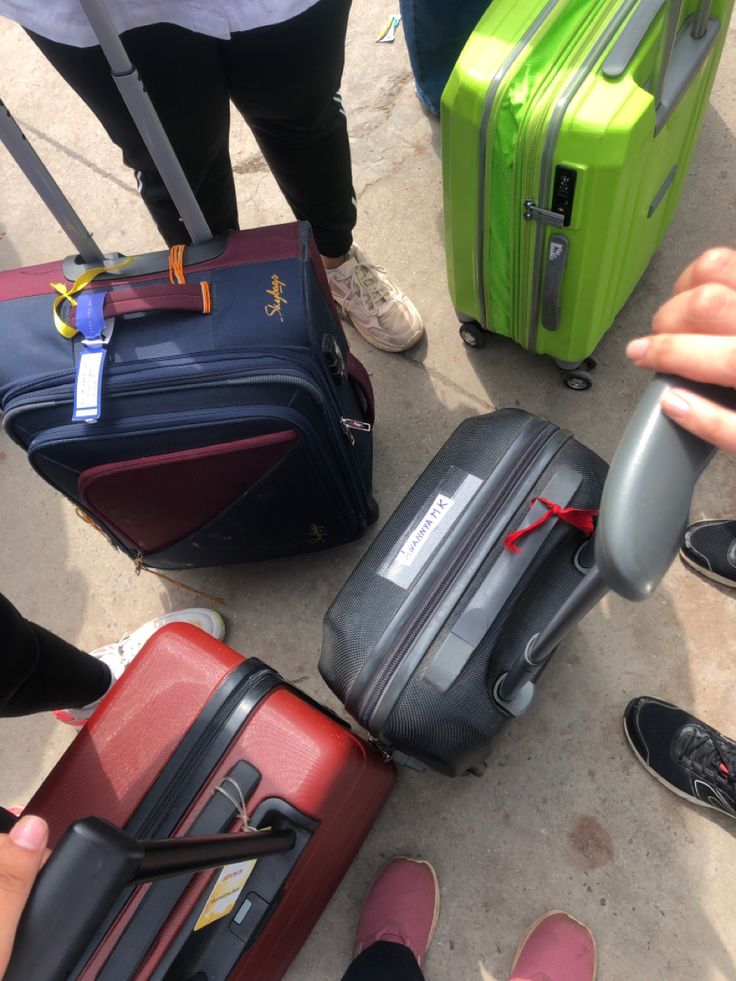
<box><xmin>337</xmin><ymin>306</ymin><xmax>423</xmax><ymax>354</ymax></box>
<box><xmin>679</xmin><ymin>550</ymin><xmax>736</xmax><ymax>588</ymax></box>
<box><xmin>210</xmin><ymin>610</ymin><xmax>227</xmax><ymax>642</ymax></box>
<box><xmin>510</xmin><ymin>910</ymin><xmax>596</xmax><ymax>980</ymax></box>
<box><xmin>622</xmin><ymin>715</ymin><xmax>736</xmax><ymax>820</ymax></box>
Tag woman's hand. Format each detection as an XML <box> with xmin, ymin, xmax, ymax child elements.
<box><xmin>0</xmin><ymin>815</ymin><xmax>48</xmax><ymax>979</ymax></box>
<box><xmin>626</xmin><ymin>247</ymin><xmax>736</xmax><ymax>452</ymax></box>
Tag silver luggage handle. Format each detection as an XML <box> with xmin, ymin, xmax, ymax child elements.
<box><xmin>0</xmin><ymin>99</ymin><xmax>105</xmax><ymax>264</ymax></box>
<box><xmin>595</xmin><ymin>374</ymin><xmax>736</xmax><ymax>601</ymax></box>
<box><xmin>496</xmin><ymin>373</ymin><xmax>735</xmax><ymax>711</ymax></box>
<box><xmin>78</xmin><ymin>0</ymin><xmax>212</xmax><ymax>244</ymax></box>
<box><xmin>601</xmin><ymin>0</ymin><xmax>720</xmax><ymax>134</ymax></box>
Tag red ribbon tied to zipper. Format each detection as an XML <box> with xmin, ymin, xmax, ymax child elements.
<box><xmin>503</xmin><ymin>497</ymin><xmax>599</xmax><ymax>554</ymax></box>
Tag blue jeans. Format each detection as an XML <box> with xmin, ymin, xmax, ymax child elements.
<box><xmin>399</xmin><ymin>0</ymin><xmax>489</xmax><ymax>115</ymax></box>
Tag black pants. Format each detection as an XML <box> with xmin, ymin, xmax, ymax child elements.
<box><xmin>0</xmin><ymin>592</ymin><xmax>111</xmax><ymax>717</ymax></box>
<box><xmin>28</xmin><ymin>0</ymin><xmax>356</xmax><ymax>257</ymax></box>
<box><xmin>340</xmin><ymin>941</ymin><xmax>425</xmax><ymax>980</ymax></box>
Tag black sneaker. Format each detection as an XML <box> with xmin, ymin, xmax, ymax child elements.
<box><xmin>624</xmin><ymin>697</ymin><xmax>736</xmax><ymax>819</ymax></box>
<box><xmin>680</xmin><ymin>518</ymin><xmax>736</xmax><ymax>587</ymax></box>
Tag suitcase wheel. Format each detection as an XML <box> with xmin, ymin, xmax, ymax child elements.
<box><xmin>458</xmin><ymin>321</ymin><xmax>486</xmax><ymax>349</ymax></box>
<box><xmin>559</xmin><ymin>356</ymin><xmax>596</xmax><ymax>391</ymax></box>
<box><xmin>562</xmin><ymin>369</ymin><xmax>593</xmax><ymax>391</ymax></box>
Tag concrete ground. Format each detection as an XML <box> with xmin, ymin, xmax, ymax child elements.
<box><xmin>1</xmin><ymin>4</ymin><xmax>735</xmax><ymax>979</ymax></box>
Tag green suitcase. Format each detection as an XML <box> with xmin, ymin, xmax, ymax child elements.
<box><xmin>442</xmin><ymin>0</ymin><xmax>732</xmax><ymax>388</ymax></box>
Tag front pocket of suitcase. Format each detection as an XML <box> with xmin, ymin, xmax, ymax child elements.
<box><xmin>29</xmin><ymin>405</ymin><xmax>361</xmax><ymax>563</ymax></box>
<box><xmin>77</xmin><ymin>430</ymin><xmax>299</xmax><ymax>553</ymax></box>
<box><xmin>141</xmin><ymin>433</ymin><xmax>359</xmax><ymax>567</ymax></box>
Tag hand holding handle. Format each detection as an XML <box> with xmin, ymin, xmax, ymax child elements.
<box><xmin>595</xmin><ymin>374</ymin><xmax>736</xmax><ymax>601</ymax></box>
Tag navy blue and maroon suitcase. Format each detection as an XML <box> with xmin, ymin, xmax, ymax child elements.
<box><xmin>5</xmin><ymin>624</ymin><xmax>396</xmax><ymax>980</ymax></box>
<box><xmin>0</xmin><ymin>0</ymin><xmax>376</xmax><ymax>570</ymax></box>
<box><xmin>0</xmin><ymin>221</ymin><xmax>377</xmax><ymax>569</ymax></box>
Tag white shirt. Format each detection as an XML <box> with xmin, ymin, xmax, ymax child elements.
<box><xmin>0</xmin><ymin>1</ymin><xmax>321</xmax><ymax>47</ymax></box>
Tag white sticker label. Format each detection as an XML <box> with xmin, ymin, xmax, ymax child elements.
<box><xmin>395</xmin><ymin>494</ymin><xmax>455</xmax><ymax>568</ymax></box>
<box><xmin>193</xmin><ymin>859</ymin><xmax>257</xmax><ymax>932</ymax></box>
<box><xmin>73</xmin><ymin>348</ymin><xmax>106</xmax><ymax>421</ymax></box>
<box><xmin>380</xmin><ymin>471</ymin><xmax>483</xmax><ymax>589</ymax></box>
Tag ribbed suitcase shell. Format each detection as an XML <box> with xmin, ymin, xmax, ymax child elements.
<box><xmin>442</xmin><ymin>0</ymin><xmax>733</xmax><ymax>367</ymax></box>
<box><xmin>24</xmin><ymin>625</ymin><xmax>396</xmax><ymax>980</ymax></box>
<box><xmin>320</xmin><ymin>410</ymin><xmax>608</xmax><ymax>775</ymax></box>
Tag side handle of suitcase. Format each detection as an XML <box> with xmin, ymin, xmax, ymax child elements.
<box><xmin>495</xmin><ymin>374</ymin><xmax>736</xmax><ymax>712</ymax></box>
<box><xmin>5</xmin><ymin>817</ymin><xmax>296</xmax><ymax>981</ymax></box>
<box><xmin>602</xmin><ymin>0</ymin><xmax>721</xmax><ymax>135</ymax></box>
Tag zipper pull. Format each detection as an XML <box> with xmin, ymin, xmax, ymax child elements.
<box><xmin>524</xmin><ymin>199</ymin><xmax>565</xmax><ymax>227</ymax></box>
<box><xmin>341</xmin><ymin>417</ymin><xmax>372</xmax><ymax>445</ymax></box>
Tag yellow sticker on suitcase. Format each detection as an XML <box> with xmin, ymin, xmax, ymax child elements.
<box><xmin>193</xmin><ymin>859</ymin><xmax>257</xmax><ymax>931</ymax></box>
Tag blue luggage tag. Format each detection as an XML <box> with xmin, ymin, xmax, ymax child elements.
<box><xmin>72</xmin><ymin>291</ymin><xmax>113</xmax><ymax>424</ymax></box>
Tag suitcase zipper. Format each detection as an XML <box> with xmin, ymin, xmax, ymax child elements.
<box><xmin>6</xmin><ymin>362</ymin><xmax>371</xmax><ymax>522</ymax></box>
<box><xmin>524</xmin><ymin>0</ymin><xmax>640</xmax><ymax>349</ymax></box>
<box><xmin>133</xmin><ymin>663</ymin><xmax>277</xmax><ymax>840</ymax></box>
<box><xmin>3</xmin><ymin>361</ymin><xmax>323</xmax><ymax>417</ymax></box>
<box><xmin>357</xmin><ymin>421</ymin><xmax>559</xmax><ymax>726</ymax></box>
<box><xmin>474</xmin><ymin>0</ymin><xmax>563</xmax><ymax>329</ymax></box>
<box><xmin>524</xmin><ymin>201</ymin><xmax>565</xmax><ymax>227</ymax></box>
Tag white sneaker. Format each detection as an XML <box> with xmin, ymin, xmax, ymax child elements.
<box><xmin>54</xmin><ymin>608</ymin><xmax>226</xmax><ymax>728</ymax></box>
<box><xmin>326</xmin><ymin>246</ymin><xmax>424</xmax><ymax>353</ymax></box>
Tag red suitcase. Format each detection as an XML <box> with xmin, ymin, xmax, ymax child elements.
<box><xmin>12</xmin><ymin>624</ymin><xmax>396</xmax><ymax>980</ymax></box>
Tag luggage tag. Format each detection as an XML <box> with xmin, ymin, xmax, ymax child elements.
<box><xmin>193</xmin><ymin>777</ymin><xmax>269</xmax><ymax>932</ymax></box>
<box><xmin>72</xmin><ymin>291</ymin><xmax>114</xmax><ymax>424</ymax></box>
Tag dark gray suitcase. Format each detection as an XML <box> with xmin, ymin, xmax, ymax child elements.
<box><xmin>319</xmin><ymin>376</ymin><xmax>735</xmax><ymax>776</ymax></box>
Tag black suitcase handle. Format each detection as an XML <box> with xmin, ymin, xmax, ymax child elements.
<box><xmin>4</xmin><ymin>817</ymin><xmax>295</xmax><ymax>981</ymax></box>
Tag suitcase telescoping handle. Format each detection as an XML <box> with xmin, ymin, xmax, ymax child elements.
<box><xmin>495</xmin><ymin>375</ymin><xmax>736</xmax><ymax>711</ymax></box>
<box><xmin>0</xmin><ymin>99</ymin><xmax>106</xmax><ymax>264</ymax></box>
<box><xmin>76</xmin><ymin>0</ymin><xmax>212</xmax><ymax>245</ymax></box>
<box><xmin>0</xmin><ymin>1</ymin><xmax>212</xmax><ymax>260</ymax></box>
<box><xmin>5</xmin><ymin>816</ymin><xmax>295</xmax><ymax>981</ymax></box>
<box><xmin>601</xmin><ymin>0</ymin><xmax>720</xmax><ymax>135</ymax></box>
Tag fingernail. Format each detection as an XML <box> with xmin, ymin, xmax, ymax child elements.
<box><xmin>9</xmin><ymin>815</ymin><xmax>48</xmax><ymax>851</ymax></box>
<box><xmin>626</xmin><ymin>337</ymin><xmax>649</xmax><ymax>360</ymax></box>
<box><xmin>661</xmin><ymin>389</ymin><xmax>692</xmax><ymax>416</ymax></box>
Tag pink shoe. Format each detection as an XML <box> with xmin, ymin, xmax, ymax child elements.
<box><xmin>509</xmin><ymin>911</ymin><xmax>596</xmax><ymax>981</ymax></box>
<box><xmin>353</xmin><ymin>857</ymin><xmax>440</xmax><ymax>967</ymax></box>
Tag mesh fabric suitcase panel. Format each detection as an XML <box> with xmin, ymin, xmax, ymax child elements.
<box><xmin>320</xmin><ymin>409</ymin><xmax>608</xmax><ymax>775</ymax></box>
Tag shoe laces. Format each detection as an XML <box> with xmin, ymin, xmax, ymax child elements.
<box><xmin>346</xmin><ymin>256</ymin><xmax>393</xmax><ymax>315</ymax></box>
<box><xmin>677</xmin><ymin>724</ymin><xmax>736</xmax><ymax>788</ymax></box>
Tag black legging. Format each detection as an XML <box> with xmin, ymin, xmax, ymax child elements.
<box><xmin>340</xmin><ymin>941</ymin><xmax>425</xmax><ymax>980</ymax></box>
<box><xmin>28</xmin><ymin>0</ymin><xmax>356</xmax><ymax>257</ymax></box>
<box><xmin>0</xmin><ymin>592</ymin><xmax>110</xmax><ymax>717</ymax></box>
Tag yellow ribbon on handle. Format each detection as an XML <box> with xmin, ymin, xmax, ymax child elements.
<box><xmin>50</xmin><ymin>257</ymin><xmax>134</xmax><ymax>339</ymax></box>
